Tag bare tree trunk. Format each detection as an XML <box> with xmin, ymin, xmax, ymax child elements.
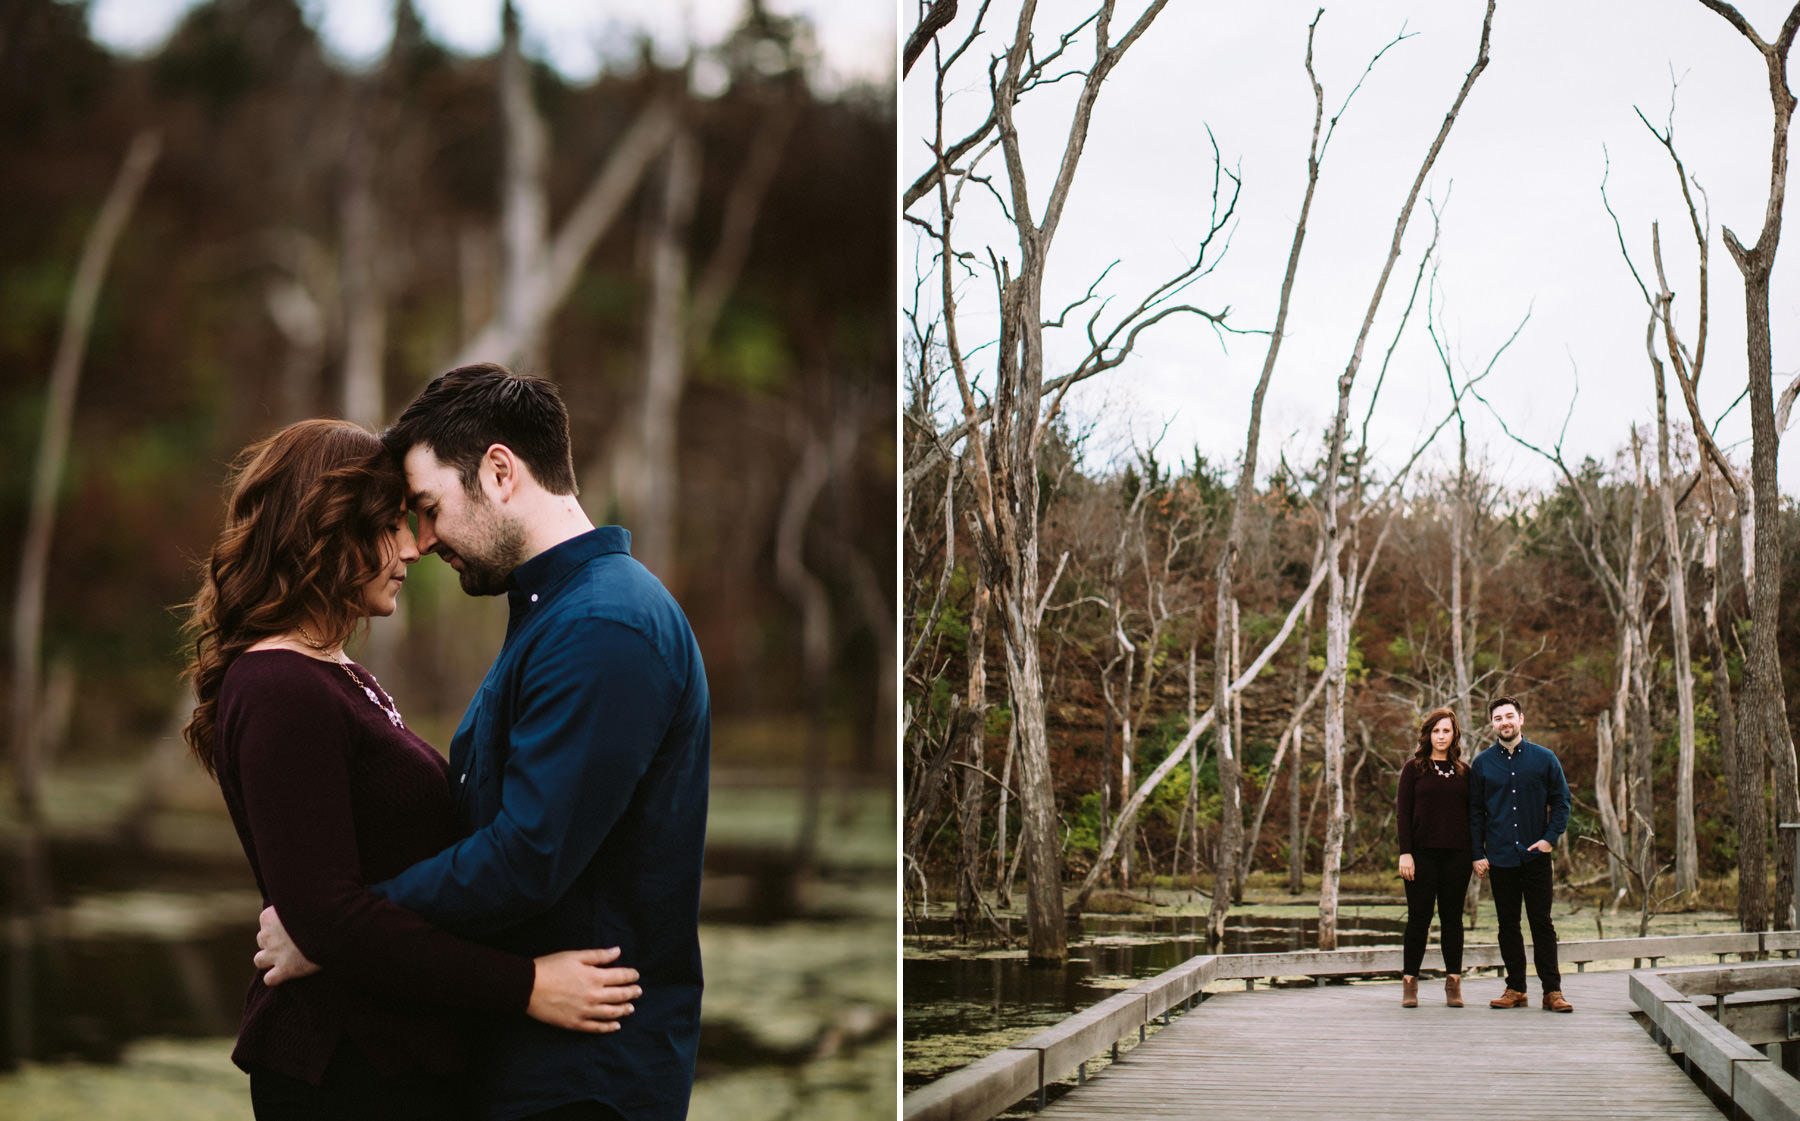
<box><xmin>994</xmin><ymin>720</ymin><xmax>1015</xmax><ymax>907</ymax></box>
<box><xmin>1623</xmin><ymin>434</ymin><xmax>1657</xmax><ymax>883</ymax></box>
<box><xmin>624</xmin><ymin>129</ymin><xmax>700</xmax><ymax>579</ymax></box>
<box><xmin>955</xmin><ymin>585</ymin><xmax>990</xmax><ymax>936</ymax></box>
<box><xmin>339</xmin><ymin>129</ymin><xmax>386</xmax><ymax>429</ymax></box>
<box><xmin>1595</xmin><ymin>710</ymin><xmax>1629</xmax><ymax>889</ymax></box>
<box><xmin>1703</xmin><ymin>497</ymin><xmax>1761</xmax><ymax>927</ymax></box>
<box><xmin>946</xmin><ymin>0</ymin><xmax>1178</xmax><ymax>965</ymax></box>
<box><xmin>617</xmin><ymin>101</ymin><xmax>794</xmax><ymax>580</ymax></box>
<box><xmin>1209</xmin><ymin>8</ymin><xmax>1333</xmax><ymax>941</ymax></box>
<box><xmin>1318</xmin><ymin>542</ymin><xmax>1351</xmax><ymax>950</ymax></box>
<box><xmin>775</xmin><ymin>414</ymin><xmax>858</xmax><ymax>868</ymax></box>
<box><xmin>1181</xmin><ymin>625</ymin><xmax>1200</xmax><ymax>882</ymax></box>
<box><xmin>1230</xmin><ymin>600</ymin><xmax>1245</xmax><ymax>903</ymax></box>
<box><xmin>1647</xmin><ymin>263</ymin><xmax>1700</xmax><ymax>897</ymax></box>
<box><xmin>1240</xmin><ymin>671</ymin><xmax>1325</xmax><ymax>892</ymax></box>
<box><xmin>1319</xmin><ymin>0</ymin><xmax>1494</xmax><ymax>950</ymax></box>
<box><xmin>496</xmin><ymin>0</ymin><xmax>547</xmax><ymax>372</ymax></box>
<box><xmin>456</xmin><ymin>3</ymin><xmax>676</xmax><ymax>371</ymax></box>
<box><xmin>8</xmin><ymin>128</ymin><xmax>159</xmax><ymax>1066</ymax></box>
<box><xmin>1696</xmin><ymin>0</ymin><xmax>1800</xmax><ymax>925</ymax></box>
<box><xmin>1289</xmin><ymin>603</ymin><xmax>1310</xmax><ymax>894</ymax></box>
<box><xmin>264</xmin><ymin>231</ymin><xmax>331</xmax><ymax>422</ymax></box>
<box><xmin>1209</xmin><ymin>588</ymin><xmax>1240</xmax><ymax>933</ymax></box>
<box><xmin>11</xmin><ymin>130</ymin><xmax>160</xmax><ymax>823</ymax></box>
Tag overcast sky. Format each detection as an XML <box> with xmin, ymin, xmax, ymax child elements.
<box><xmin>87</xmin><ymin>0</ymin><xmax>894</xmax><ymax>91</ymax></box>
<box><xmin>904</xmin><ymin>0</ymin><xmax>1800</xmax><ymax>498</ymax></box>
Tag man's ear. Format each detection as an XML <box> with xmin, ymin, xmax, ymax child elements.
<box><xmin>484</xmin><ymin>443</ymin><xmax>522</xmax><ymax>502</ymax></box>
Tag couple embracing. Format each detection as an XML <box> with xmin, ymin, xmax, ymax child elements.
<box><xmin>182</xmin><ymin>364</ymin><xmax>709</xmax><ymax>1120</ymax></box>
<box><xmin>1394</xmin><ymin>697</ymin><xmax>1574</xmax><ymax>1014</ymax></box>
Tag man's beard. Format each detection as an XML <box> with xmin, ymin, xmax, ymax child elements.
<box><xmin>447</xmin><ymin>504</ymin><xmax>528</xmax><ymax>596</ymax></box>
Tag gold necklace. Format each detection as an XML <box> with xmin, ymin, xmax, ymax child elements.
<box><xmin>332</xmin><ymin>660</ymin><xmax>406</xmax><ymax>729</ymax></box>
<box><xmin>295</xmin><ymin>625</ymin><xmax>334</xmax><ymax>652</ymax></box>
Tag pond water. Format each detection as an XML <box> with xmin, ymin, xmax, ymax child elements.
<box><xmin>903</xmin><ymin>908</ymin><xmax>1409</xmax><ymax>1089</ymax></box>
<box><xmin>0</xmin><ymin>784</ymin><xmax>896</xmax><ymax>1121</ymax></box>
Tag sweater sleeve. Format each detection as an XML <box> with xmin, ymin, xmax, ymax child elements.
<box><xmin>1468</xmin><ymin>760</ymin><xmax>1487</xmax><ymax>860</ymax></box>
<box><xmin>1395</xmin><ymin>764</ymin><xmax>1416</xmax><ymax>855</ymax></box>
<box><xmin>230</xmin><ymin>667</ymin><xmax>534</xmax><ymax>1012</ymax></box>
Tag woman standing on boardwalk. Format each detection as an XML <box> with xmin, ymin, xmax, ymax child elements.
<box><xmin>1396</xmin><ymin>707</ymin><xmax>1473</xmax><ymax>1008</ymax></box>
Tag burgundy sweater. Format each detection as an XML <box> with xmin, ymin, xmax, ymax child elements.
<box><xmin>215</xmin><ymin>650</ymin><xmax>535</xmax><ymax>1083</ymax></box>
<box><xmin>1395</xmin><ymin>758</ymin><xmax>1471</xmax><ymax>854</ymax></box>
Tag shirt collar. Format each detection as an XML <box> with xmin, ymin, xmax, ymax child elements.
<box><xmin>506</xmin><ymin>526</ymin><xmax>631</xmax><ymax>604</ymax></box>
<box><xmin>1499</xmin><ymin>737</ymin><xmax>1524</xmax><ymax>756</ymax></box>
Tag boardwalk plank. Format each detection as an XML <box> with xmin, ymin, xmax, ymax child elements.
<box><xmin>1037</xmin><ymin>972</ymin><xmax>1722</xmax><ymax>1120</ymax></box>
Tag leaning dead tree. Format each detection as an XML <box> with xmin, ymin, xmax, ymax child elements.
<box><xmin>1314</xmin><ymin>0</ymin><xmax>1494</xmax><ymax>951</ymax></box>
<box><xmin>909</xmin><ymin>0</ymin><xmax>1232</xmax><ymax>963</ymax></box>
<box><xmin>1210</xmin><ymin>9</ymin><xmax>1409</xmax><ymax>938</ymax></box>
<box><xmin>12</xmin><ymin>131</ymin><xmax>161</xmax><ymax>826</ymax></box>
<box><xmin>456</xmin><ymin>2</ymin><xmax>678</xmax><ymax>371</ymax></box>
<box><xmin>9</xmin><ymin>128</ymin><xmax>159</xmax><ymax>1065</ymax></box>
<box><xmin>1692</xmin><ymin>0</ymin><xmax>1800</xmax><ymax>926</ymax></box>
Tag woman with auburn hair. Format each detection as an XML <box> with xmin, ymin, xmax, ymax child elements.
<box><xmin>183</xmin><ymin>419</ymin><xmax>639</xmax><ymax>1120</ymax></box>
<box><xmin>1395</xmin><ymin>706</ymin><xmax>1474</xmax><ymax>1008</ymax></box>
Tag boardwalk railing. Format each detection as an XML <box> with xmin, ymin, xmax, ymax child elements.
<box><xmin>906</xmin><ymin>931</ymin><xmax>1800</xmax><ymax>1121</ymax></box>
<box><xmin>1631</xmin><ymin>956</ymin><xmax>1800</xmax><ymax>1121</ymax></box>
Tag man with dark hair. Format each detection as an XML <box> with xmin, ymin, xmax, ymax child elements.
<box><xmin>259</xmin><ymin>363</ymin><xmax>710</xmax><ymax>1120</ymax></box>
<box><xmin>1470</xmin><ymin>695</ymin><xmax>1572</xmax><ymax>1013</ymax></box>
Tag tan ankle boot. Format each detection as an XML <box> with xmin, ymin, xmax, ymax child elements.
<box><xmin>1402</xmin><ymin>976</ymin><xmax>1418</xmax><ymax>1007</ymax></box>
<box><xmin>1445</xmin><ymin>975</ymin><xmax>1463</xmax><ymax>1007</ymax></box>
<box><xmin>1490</xmin><ymin>987</ymin><xmax>1530</xmax><ymax>1008</ymax></box>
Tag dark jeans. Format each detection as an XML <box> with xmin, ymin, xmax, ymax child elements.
<box><xmin>1489</xmin><ymin>855</ymin><xmax>1560</xmax><ymax>993</ymax></box>
<box><xmin>1402</xmin><ymin>847</ymin><xmax>1472</xmax><ymax>976</ymax></box>
<box><xmin>248</xmin><ymin>1037</ymin><xmax>470</xmax><ymax>1121</ymax></box>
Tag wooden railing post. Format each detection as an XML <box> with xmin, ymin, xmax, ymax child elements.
<box><xmin>1780</xmin><ymin>824</ymin><xmax>1800</xmax><ymax>932</ymax></box>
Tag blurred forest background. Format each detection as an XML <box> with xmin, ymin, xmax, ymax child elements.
<box><xmin>0</xmin><ymin>0</ymin><xmax>894</xmax><ymax>1116</ymax></box>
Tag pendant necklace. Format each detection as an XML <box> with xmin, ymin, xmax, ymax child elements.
<box><xmin>336</xmin><ymin>660</ymin><xmax>406</xmax><ymax>729</ymax></box>
<box><xmin>293</xmin><ymin>626</ymin><xmax>404</xmax><ymax>728</ymax></box>
<box><xmin>1431</xmin><ymin>759</ymin><xmax>1455</xmax><ymax>778</ymax></box>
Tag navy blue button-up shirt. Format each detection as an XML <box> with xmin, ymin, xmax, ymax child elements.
<box><xmin>373</xmin><ymin>527</ymin><xmax>710</xmax><ymax>1121</ymax></box>
<box><xmin>1468</xmin><ymin>738</ymin><xmax>1569</xmax><ymax>868</ymax></box>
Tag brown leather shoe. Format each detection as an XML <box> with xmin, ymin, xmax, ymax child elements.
<box><xmin>1401</xmin><ymin>976</ymin><xmax>1418</xmax><ymax>1007</ymax></box>
<box><xmin>1542</xmin><ymin>990</ymin><xmax>1573</xmax><ymax>1013</ymax></box>
<box><xmin>1445</xmin><ymin>976</ymin><xmax>1463</xmax><ymax>1007</ymax></box>
<box><xmin>1490</xmin><ymin>988</ymin><xmax>1529</xmax><ymax>1008</ymax></box>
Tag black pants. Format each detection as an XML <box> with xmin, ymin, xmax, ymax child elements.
<box><xmin>1402</xmin><ymin>847</ymin><xmax>1472</xmax><ymax>976</ymax></box>
<box><xmin>248</xmin><ymin>1038</ymin><xmax>470</xmax><ymax>1121</ymax></box>
<box><xmin>1489</xmin><ymin>855</ymin><xmax>1560</xmax><ymax>993</ymax></box>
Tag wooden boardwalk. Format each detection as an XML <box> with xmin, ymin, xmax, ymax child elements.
<box><xmin>1037</xmin><ymin>971</ymin><xmax>1722</xmax><ymax>1120</ymax></box>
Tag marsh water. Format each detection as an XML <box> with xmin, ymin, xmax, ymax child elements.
<box><xmin>903</xmin><ymin>907</ymin><xmax>1409</xmax><ymax>1089</ymax></box>
<box><xmin>0</xmin><ymin>782</ymin><xmax>894</xmax><ymax>1121</ymax></box>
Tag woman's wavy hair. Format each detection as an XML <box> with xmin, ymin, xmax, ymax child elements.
<box><xmin>1410</xmin><ymin>706</ymin><xmax>1466</xmax><ymax>773</ymax></box>
<box><xmin>181</xmin><ymin>419</ymin><xmax>405</xmax><ymax>777</ymax></box>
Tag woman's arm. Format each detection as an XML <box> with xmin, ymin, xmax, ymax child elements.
<box><xmin>1395</xmin><ymin>763</ymin><xmax>1416</xmax><ymax>855</ymax></box>
<box><xmin>1395</xmin><ymin>764</ymin><xmax>1416</xmax><ymax>880</ymax></box>
<box><xmin>228</xmin><ymin>666</ymin><xmax>630</xmax><ymax>1028</ymax></box>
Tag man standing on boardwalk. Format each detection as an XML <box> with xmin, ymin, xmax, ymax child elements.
<box><xmin>1470</xmin><ymin>695</ymin><xmax>1573</xmax><ymax>1013</ymax></box>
